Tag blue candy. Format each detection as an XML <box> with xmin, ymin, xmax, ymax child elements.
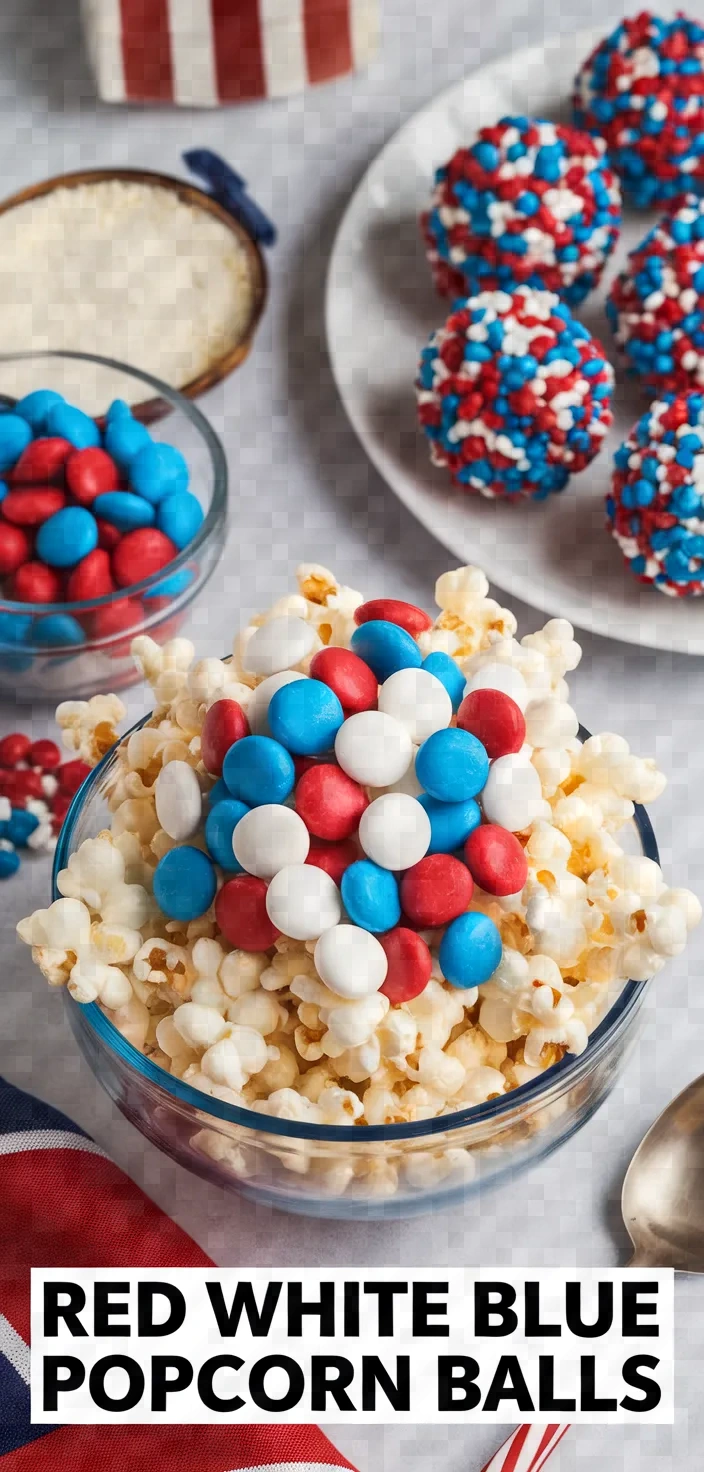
<box><xmin>0</xmin><ymin>481</ymin><xmax>7</xmax><ymax>504</ymax></box>
<box><xmin>153</xmin><ymin>846</ymin><xmax>217</xmax><ymax>921</ymax></box>
<box><xmin>106</xmin><ymin>399</ymin><xmax>131</xmax><ymax>422</ymax></box>
<box><xmin>421</xmin><ymin>652</ymin><xmax>466</xmax><ymax>712</ymax></box>
<box><xmin>207</xmin><ymin>777</ymin><xmax>230</xmax><ymax>807</ymax></box>
<box><xmin>36</xmin><ymin>507</ymin><xmax>98</xmax><ymax>568</ymax></box>
<box><xmin>0</xmin><ymin>413</ymin><xmax>32</xmax><ymax>470</ymax></box>
<box><xmin>104</xmin><ymin>415</ymin><xmax>151</xmax><ymax>470</ymax></box>
<box><xmin>222</xmin><ymin>734</ymin><xmax>295</xmax><ymax>807</ymax></box>
<box><xmin>142</xmin><ymin>567</ymin><xmax>194</xmax><ymax>601</ymax></box>
<box><xmin>16</xmin><ymin>389</ymin><xmax>64</xmax><ymax>433</ymax></box>
<box><xmin>269</xmin><ymin>679</ymin><xmax>344</xmax><ymax>756</ymax></box>
<box><xmin>415</xmin><ymin>728</ymin><xmax>489</xmax><ymax>802</ymax></box>
<box><xmin>341</xmin><ymin>859</ymin><xmax>401</xmax><ymax>933</ymax></box>
<box><xmin>31</xmin><ymin>615</ymin><xmax>86</xmax><ymax>647</ymax></box>
<box><xmin>157</xmin><ymin>491</ymin><xmax>204</xmax><ymax>550</ymax></box>
<box><xmin>205</xmin><ymin>798</ymin><xmax>249</xmax><ymax>871</ymax></box>
<box><xmin>45</xmin><ymin>402</ymin><xmax>100</xmax><ymax>449</ymax></box>
<box><xmin>130</xmin><ymin>442</ymin><xmax>189</xmax><ymax>504</ymax></box>
<box><xmin>0</xmin><ymin>848</ymin><xmax>20</xmax><ymax>879</ymax></box>
<box><xmin>350</xmin><ymin>620</ymin><xmax>422</xmax><ymax>682</ymax></box>
<box><xmin>418</xmin><ymin>794</ymin><xmax>481</xmax><ymax>854</ymax></box>
<box><xmin>94</xmin><ymin>491</ymin><xmax>155</xmax><ymax>531</ymax></box>
<box><xmin>6</xmin><ymin>809</ymin><xmax>39</xmax><ymax>846</ymax></box>
<box><xmin>439</xmin><ymin>911</ymin><xmax>503</xmax><ymax>988</ymax></box>
<box><xmin>0</xmin><ymin>611</ymin><xmax>33</xmax><ymax>672</ymax></box>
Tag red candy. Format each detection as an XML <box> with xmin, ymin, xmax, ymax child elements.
<box><xmin>90</xmin><ymin>596</ymin><xmax>142</xmax><ymax>649</ymax></box>
<box><xmin>464</xmin><ymin>825</ymin><xmax>528</xmax><ymax>898</ymax></box>
<box><xmin>10</xmin><ymin>561</ymin><xmax>62</xmax><ymax>604</ymax></box>
<box><xmin>5</xmin><ymin>767</ymin><xmax>44</xmax><ymax>801</ymax></box>
<box><xmin>51</xmin><ymin>794</ymin><xmax>72</xmax><ymax>833</ymax></box>
<box><xmin>0</xmin><ymin>731</ymin><xmax>31</xmax><ymax>766</ymax></box>
<box><xmin>457</xmin><ymin>688</ymin><xmax>526</xmax><ymax>759</ymax></box>
<box><xmin>215</xmin><ymin>874</ymin><xmax>280</xmax><ymax>951</ymax></box>
<box><xmin>10</xmin><ymin>438</ymin><xmax>72</xmax><ymax>485</ymax></box>
<box><xmin>66</xmin><ymin>448</ymin><xmax>120</xmax><ymax>505</ymax></box>
<box><xmin>379</xmin><ymin>926</ymin><xmax>433</xmax><ymax>1004</ymax></box>
<box><xmin>0</xmin><ymin>522</ymin><xmax>32</xmax><ymax>576</ymax></box>
<box><xmin>65</xmin><ymin>548</ymin><xmax>116</xmax><ymax>602</ymax></box>
<box><xmin>295</xmin><ymin>763</ymin><xmax>368</xmax><ymax>841</ymax></box>
<box><xmin>400</xmin><ymin>854</ymin><xmax>474</xmax><ymax>929</ymax></box>
<box><xmin>96</xmin><ymin>517</ymin><xmax>122</xmax><ymax>552</ymax></box>
<box><xmin>56</xmin><ymin>759</ymin><xmax>92</xmax><ymax>796</ymax></box>
<box><xmin>306</xmin><ymin>838</ymin><xmax>358</xmax><ymax>886</ymax></box>
<box><xmin>353</xmin><ymin>598</ymin><xmax>433</xmax><ymax>635</ymax></box>
<box><xmin>28</xmin><ymin>738</ymin><xmax>61</xmax><ymax>769</ymax></box>
<box><xmin>112</xmin><ymin>528</ymin><xmax>177</xmax><ymax>588</ymax></box>
<box><xmin>201</xmin><ymin>699</ymin><xmax>250</xmax><ymax>776</ymax></box>
<box><xmin>309</xmin><ymin>646</ymin><xmax>378</xmax><ymax>715</ymax></box>
<box><xmin>2</xmin><ymin>487</ymin><xmax>65</xmax><ymax>525</ymax></box>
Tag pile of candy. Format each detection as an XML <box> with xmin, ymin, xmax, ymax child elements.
<box><xmin>18</xmin><ymin>564</ymin><xmax>699</xmax><ymax>1153</ymax></box>
<box><xmin>416</xmin><ymin>286</ymin><xmax>614</xmax><ymax>498</ymax></box>
<box><xmin>574</xmin><ymin>12</ymin><xmax>704</xmax><ymax>209</ymax></box>
<box><xmin>0</xmin><ymin>730</ymin><xmax>90</xmax><ymax>877</ymax></box>
<box><xmin>608</xmin><ymin>195</ymin><xmax>704</xmax><ymax>396</ymax></box>
<box><xmin>0</xmin><ymin>388</ymin><xmax>202</xmax><ymax>653</ymax></box>
<box><xmin>422</xmin><ymin>117</ymin><xmax>621</xmax><ymax>307</ymax></box>
<box><xmin>607</xmin><ymin>391</ymin><xmax>704</xmax><ymax>595</ymax></box>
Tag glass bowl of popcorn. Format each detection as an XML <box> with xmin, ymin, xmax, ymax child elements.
<box><xmin>20</xmin><ymin>563</ymin><xmax>700</xmax><ymax>1219</ymax></box>
<box><xmin>0</xmin><ymin>351</ymin><xmax>227</xmax><ymax>704</ymax></box>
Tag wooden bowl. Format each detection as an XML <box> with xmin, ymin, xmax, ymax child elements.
<box><xmin>0</xmin><ymin>166</ymin><xmax>268</xmax><ymax>419</ymax></box>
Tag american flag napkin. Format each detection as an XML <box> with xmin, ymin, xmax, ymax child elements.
<box><xmin>0</xmin><ymin>1073</ymin><xmax>355</xmax><ymax>1470</ymax></box>
<box><xmin>81</xmin><ymin>0</ymin><xmax>380</xmax><ymax>105</ymax></box>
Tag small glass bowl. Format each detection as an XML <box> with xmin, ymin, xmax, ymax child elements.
<box><xmin>54</xmin><ymin>717</ymin><xmax>658</xmax><ymax>1220</ymax></box>
<box><xmin>0</xmin><ymin>351</ymin><xmax>227</xmax><ymax>704</ymax></box>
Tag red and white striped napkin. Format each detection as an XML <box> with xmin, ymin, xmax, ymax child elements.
<box><xmin>81</xmin><ymin>0</ymin><xmax>379</xmax><ymax>105</ymax></box>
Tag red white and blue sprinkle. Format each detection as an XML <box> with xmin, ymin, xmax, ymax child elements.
<box><xmin>607</xmin><ymin>193</ymin><xmax>704</xmax><ymax>394</ymax></box>
<box><xmin>607</xmin><ymin>390</ymin><xmax>704</xmax><ymax>594</ymax></box>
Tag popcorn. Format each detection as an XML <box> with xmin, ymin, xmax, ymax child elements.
<box><xmin>16</xmin><ymin>562</ymin><xmax>699</xmax><ymax>1199</ymax></box>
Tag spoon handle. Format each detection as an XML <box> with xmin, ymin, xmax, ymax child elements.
<box><xmin>480</xmin><ymin>1423</ymin><xmax>569</xmax><ymax>1471</ymax></box>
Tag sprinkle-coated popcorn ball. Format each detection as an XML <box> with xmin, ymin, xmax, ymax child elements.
<box><xmin>607</xmin><ymin>195</ymin><xmax>704</xmax><ymax>394</ymax></box>
<box><xmin>16</xmin><ymin>561</ymin><xmax>700</xmax><ymax>1199</ymax></box>
<box><xmin>607</xmin><ymin>391</ymin><xmax>704</xmax><ymax>594</ymax></box>
<box><xmin>422</xmin><ymin>116</ymin><xmax>621</xmax><ymax>306</ymax></box>
<box><xmin>416</xmin><ymin>286</ymin><xmax>614</xmax><ymax>499</ymax></box>
<box><xmin>574</xmin><ymin>12</ymin><xmax>704</xmax><ymax>209</ymax></box>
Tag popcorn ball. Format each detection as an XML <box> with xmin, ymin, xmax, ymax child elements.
<box><xmin>607</xmin><ymin>391</ymin><xmax>704</xmax><ymax>594</ymax></box>
<box><xmin>574</xmin><ymin>11</ymin><xmax>704</xmax><ymax>209</ymax></box>
<box><xmin>422</xmin><ymin>116</ymin><xmax>621</xmax><ymax>306</ymax></box>
<box><xmin>416</xmin><ymin>286</ymin><xmax>614</xmax><ymax>498</ymax></box>
<box><xmin>607</xmin><ymin>195</ymin><xmax>704</xmax><ymax>394</ymax></box>
<box><xmin>17</xmin><ymin>562</ymin><xmax>699</xmax><ymax>1181</ymax></box>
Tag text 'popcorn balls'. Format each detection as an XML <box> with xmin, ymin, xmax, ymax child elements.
<box><xmin>574</xmin><ymin>11</ymin><xmax>704</xmax><ymax>210</ymax></box>
<box><xmin>416</xmin><ymin>286</ymin><xmax>614</xmax><ymax>499</ymax></box>
<box><xmin>422</xmin><ymin>116</ymin><xmax>621</xmax><ymax>307</ymax></box>
<box><xmin>607</xmin><ymin>195</ymin><xmax>704</xmax><ymax>395</ymax></box>
<box><xmin>607</xmin><ymin>391</ymin><xmax>704</xmax><ymax>594</ymax></box>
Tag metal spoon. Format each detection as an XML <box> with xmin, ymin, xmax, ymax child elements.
<box><xmin>622</xmin><ymin>1072</ymin><xmax>704</xmax><ymax>1272</ymax></box>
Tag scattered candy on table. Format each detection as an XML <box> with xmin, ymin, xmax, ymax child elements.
<box><xmin>607</xmin><ymin>195</ymin><xmax>704</xmax><ymax>396</ymax></box>
<box><xmin>607</xmin><ymin>391</ymin><xmax>704</xmax><ymax>595</ymax></box>
<box><xmin>574</xmin><ymin>12</ymin><xmax>704</xmax><ymax>209</ymax></box>
<box><xmin>17</xmin><ymin>562</ymin><xmax>700</xmax><ymax>1171</ymax></box>
<box><xmin>0</xmin><ymin>729</ymin><xmax>91</xmax><ymax>876</ymax></box>
<box><xmin>416</xmin><ymin>285</ymin><xmax>614</xmax><ymax>499</ymax></box>
<box><xmin>422</xmin><ymin>117</ymin><xmax>621</xmax><ymax>307</ymax></box>
<box><xmin>0</xmin><ymin>389</ymin><xmax>204</xmax><ymax>655</ymax></box>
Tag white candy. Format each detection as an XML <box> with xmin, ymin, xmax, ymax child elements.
<box><xmin>334</xmin><ymin>711</ymin><xmax>412</xmax><ymax>787</ymax></box>
<box><xmin>464</xmin><ymin>662</ymin><xmax>528</xmax><ymax>711</ymax></box>
<box><xmin>378</xmin><ymin>668</ymin><xmax>452</xmax><ymax>743</ymax></box>
<box><xmin>232</xmin><ymin>804</ymin><xmax>310</xmax><ymax>879</ymax></box>
<box><xmin>243</xmin><ymin>616</ymin><xmax>316</xmax><ymax>676</ymax></box>
<box><xmin>482</xmin><ymin>752</ymin><xmax>546</xmax><ymax>832</ymax></box>
<box><xmin>358</xmin><ymin>793</ymin><xmax>431</xmax><ymax>871</ymax></box>
<box><xmin>154</xmin><ymin>760</ymin><xmax>202</xmax><ymax>842</ymax></box>
<box><xmin>247</xmin><ymin>671</ymin><xmax>309</xmax><ymax>736</ymax></box>
<box><xmin>314</xmin><ymin>924</ymin><xmax>388</xmax><ymax>999</ymax></box>
<box><xmin>265</xmin><ymin>863</ymin><xmax>342</xmax><ymax>940</ymax></box>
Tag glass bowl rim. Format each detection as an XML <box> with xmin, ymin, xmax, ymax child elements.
<box><xmin>54</xmin><ymin>715</ymin><xmax>658</xmax><ymax>1144</ymax></box>
<box><xmin>0</xmin><ymin>349</ymin><xmax>228</xmax><ymax>624</ymax></box>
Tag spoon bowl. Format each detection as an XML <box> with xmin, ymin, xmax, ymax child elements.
<box><xmin>622</xmin><ymin>1073</ymin><xmax>704</xmax><ymax>1272</ymax></box>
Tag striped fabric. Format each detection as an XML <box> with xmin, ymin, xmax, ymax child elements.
<box><xmin>480</xmin><ymin>1424</ymin><xmax>570</xmax><ymax>1472</ymax></box>
<box><xmin>0</xmin><ymin>1075</ymin><xmax>355</xmax><ymax>1470</ymax></box>
<box><xmin>81</xmin><ymin>0</ymin><xmax>379</xmax><ymax>104</ymax></box>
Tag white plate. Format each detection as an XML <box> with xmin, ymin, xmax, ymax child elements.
<box><xmin>326</xmin><ymin>28</ymin><xmax>704</xmax><ymax>655</ymax></box>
